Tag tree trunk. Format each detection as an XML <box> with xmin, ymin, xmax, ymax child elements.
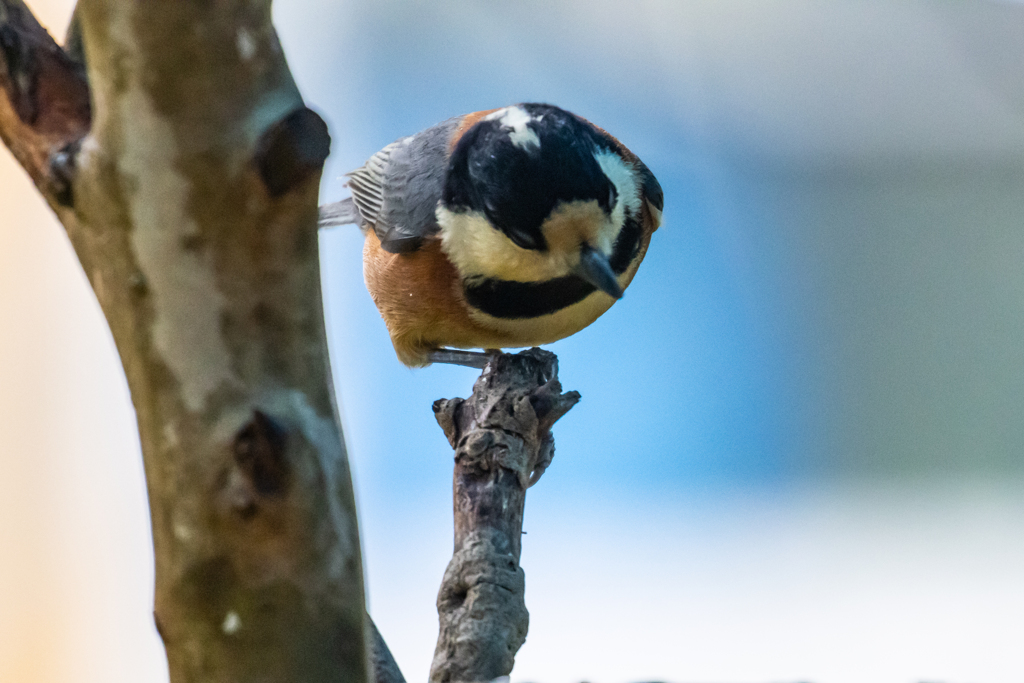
<box><xmin>0</xmin><ymin>1</ymin><xmax>372</xmax><ymax>681</ymax></box>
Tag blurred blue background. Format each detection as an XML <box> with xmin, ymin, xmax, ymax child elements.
<box><xmin>3</xmin><ymin>2</ymin><xmax>1024</xmax><ymax>683</ymax></box>
<box><xmin>275</xmin><ymin>1</ymin><xmax>1024</xmax><ymax>680</ymax></box>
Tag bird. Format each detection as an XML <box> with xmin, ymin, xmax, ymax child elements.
<box><xmin>319</xmin><ymin>103</ymin><xmax>663</xmax><ymax>368</ymax></box>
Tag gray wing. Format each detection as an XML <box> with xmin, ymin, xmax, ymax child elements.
<box><xmin>345</xmin><ymin>143</ymin><xmax>395</xmax><ymax>229</ymax></box>
<box><xmin>319</xmin><ymin>198</ymin><xmax>361</xmax><ymax>227</ymax></box>
<box><xmin>344</xmin><ymin>116</ymin><xmax>462</xmax><ymax>254</ymax></box>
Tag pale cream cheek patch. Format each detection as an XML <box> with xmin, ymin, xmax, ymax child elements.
<box><xmin>437</xmin><ymin>206</ymin><xmax>569</xmax><ymax>282</ymax></box>
<box><xmin>437</xmin><ymin>148</ymin><xmax>640</xmax><ymax>283</ymax></box>
<box><xmin>437</xmin><ymin>201</ymin><xmax>622</xmax><ymax>283</ymax></box>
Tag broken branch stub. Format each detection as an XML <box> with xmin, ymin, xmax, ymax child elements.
<box><xmin>430</xmin><ymin>348</ymin><xmax>580</xmax><ymax>683</ymax></box>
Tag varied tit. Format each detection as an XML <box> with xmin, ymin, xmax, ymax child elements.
<box><xmin>319</xmin><ymin>103</ymin><xmax>663</xmax><ymax>368</ymax></box>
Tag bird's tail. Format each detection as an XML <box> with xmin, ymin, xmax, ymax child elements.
<box><xmin>318</xmin><ymin>197</ymin><xmax>360</xmax><ymax>228</ymax></box>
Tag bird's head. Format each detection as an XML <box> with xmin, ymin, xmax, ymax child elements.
<box><xmin>437</xmin><ymin>103</ymin><xmax>649</xmax><ymax>301</ymax></box>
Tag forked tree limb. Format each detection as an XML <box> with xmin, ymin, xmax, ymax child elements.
<box><xmin>0</xmin><ymin>0</ymin><xmax>88</xmax><ymax>206</ymax></box>
<box><xmin>431</xmin><ymin>348</ymin><xmax>580</xmax><ymax>683</ymax></box>
<box><xmin>0</xmin><ymin>1</ymin><xmax>385</xmax><ymax>681</ymax></box>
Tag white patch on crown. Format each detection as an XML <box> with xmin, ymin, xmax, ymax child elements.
<box><xmin>485</xmin><ymin>106</ymin><xmax>541</xmax><ymax>150</ymax></box>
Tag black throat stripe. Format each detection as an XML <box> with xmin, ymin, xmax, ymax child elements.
<box><xmin>463</xmin><ymin>212</ymin><xmax>644</xmax><ymax>320</ymax></box>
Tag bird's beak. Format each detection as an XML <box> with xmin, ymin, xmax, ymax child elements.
<box><xmin>575</xmin><ymin>245</ymin><xmax>624</xmax><ymax>299</ymax></box>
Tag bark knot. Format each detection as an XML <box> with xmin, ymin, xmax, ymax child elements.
<box><xmin>221</xmin><ymin>410</ymin><xmax>292</xmax><ymax>520</ymax></box>
<box><xmin>48</xmin><ymin>137</ymin><xmax>79</xmax><ymax>206</ymax></box>
<box><xmin>255</xmin><ymin>106</ymin><xmax>330</xmax><ymax>197</ymax></box>
<box><xmin>234</xmin><ymin>410</ymin><xmax>290</xmax><ymax>496</ymax></box>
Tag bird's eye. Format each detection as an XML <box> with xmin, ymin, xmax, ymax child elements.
<box><xmin>607</xmin><ymin>184</ymin><xmax>618</xmax><ymax>211</ymax></box>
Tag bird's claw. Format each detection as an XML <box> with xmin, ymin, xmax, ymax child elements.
<box><xmin>427</xmin><ymin>348</ymin><xmax>500</xmax><ymax>369</ymax></box>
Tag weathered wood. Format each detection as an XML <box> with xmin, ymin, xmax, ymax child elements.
<box><xmin>0</xmin><ymin>1</ymin><xmax>372</xmax><ymax>682</ymax></box>
<box><xmin>430</xmin><ymin>348</ymin><xmax>580</xmax><ymax>683</ymax></box>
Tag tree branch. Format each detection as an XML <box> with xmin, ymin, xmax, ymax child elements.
<box><xmin>0</xmin><ymin>0</ymin><xmax>89</xmax><ymax>207</ymax></box>
<box><xmin>369</xmin><ymin>615</ymin><xmax>407</xmax><ymax>683</ymax></box>
<box><xmin>430</xmin><ymin>349</ymin><xmax>580</xmax><ymax>683</ymax></box>
<box><xmin>1</xmin><ymin>1</ymin><xmax>370</xmax><ymax>681</ymax></box>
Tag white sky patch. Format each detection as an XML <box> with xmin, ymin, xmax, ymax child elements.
<box><xmin>485</xmin><ymin>106</ymin><xmax>541</xmax><ymax>150</ymax></box>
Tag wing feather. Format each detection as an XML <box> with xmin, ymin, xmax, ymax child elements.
<box><xmin>318</xmin><ymin>198</ymin><xmax>360</xmax><ymax>227</ymax></box>
<box><xmin>345</xmin><ymin>142</ymin><xmax>397</xmax><ymax>228</ymax></box>
<box><xmin>341</xmin><ymin>116</ymin><xmax>463</xmax><ymax>254</ymax></box>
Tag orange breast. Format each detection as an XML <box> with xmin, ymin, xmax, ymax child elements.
<box><xmin>363</xmin><ymin>231</ymin><xmax>504</xmax><ymax>366</ymax></box>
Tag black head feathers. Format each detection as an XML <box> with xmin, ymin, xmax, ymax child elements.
<box><xmin>442</xmin><ymin>103</ymin><xmax>618</xmax><ymax>252</ymax></box>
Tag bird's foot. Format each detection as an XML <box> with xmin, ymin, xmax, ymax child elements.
<box><xmin>427</xmin><ymin>348</ymin><xmax>501</xmax><ymax>369</ymax></box>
